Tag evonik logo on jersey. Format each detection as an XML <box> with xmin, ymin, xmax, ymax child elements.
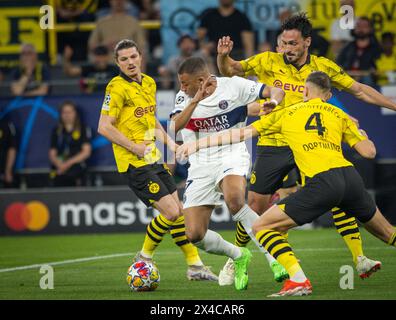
<box><xmin>273</xmin><ymin>80</ymin><xmax>305</xmax><ymax>93</ymax></box>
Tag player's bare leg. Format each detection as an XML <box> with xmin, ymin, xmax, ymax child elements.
<box><xmin>253</xmin><ymin>205</ymin><xmax>312</xmax><ymax>297</ymax></box>
<box><xmin>184</xmin><ymin>205</ymin><xmax>251</xmax><ymax>290</ymax></box>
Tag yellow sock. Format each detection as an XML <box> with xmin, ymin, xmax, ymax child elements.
<box><xmin>234</xmin><ymin>221</ymin><xmax>251</xmax><ymax>247</ymax></box>
<box><xmin>388</xmin><ymin>232</ymin><xmax>396</xmax><ymax>247</ymax></box>
<box><xmin>141</xmin><ymin>213</ymin><xmax>173</xmax><ymax>258</ymax></box>
<box><xmin>256</xmin><ymin>229</ymin><xmax>302</xmax><ymax>279</ymax></box>
<box><xmin>170</xmin><ymin>216</ymin><xmax>202</xmax><ymax>266</ymax></box>
<box><xmin>332</xmin><ymin>208</ymin><xmax>363</xmax><ymax>265</ymax></box>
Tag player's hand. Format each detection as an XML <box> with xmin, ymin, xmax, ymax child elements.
<box><xmin>192</xmin><ymin>75</ymin><xmax>217</xmax><ymax>103</ymax></box>
<box><xmin>176</xmin><ymin>142</ymin><xmax>197</xmax><ymax>162</ymax></box>
<box><xmin>56</xmin><ymin>161</ymin><xmax>72</xmax><ymax>175</ymax></box>
<box><xmin>131</xmin><ymin>142</ymin><xmax>152</xmax><ymax>158</ymax></box>
<box><xmin>358</xmin><ymin>129</ymin><xmax>369</xmax><ymax>138</ymax></box>
<box><xmin>217</xmin><ymin>36</ymin><xmax>234</xmax><ymax>56</ymax></box>
<box><xmin>259</xmin><ymin>100</ymin><xmax>278</xmax><ymax>116</ymax></box>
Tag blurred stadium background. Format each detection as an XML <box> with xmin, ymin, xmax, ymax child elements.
<box><xmin>0</xmin><ymin>0</ymin><xmax>395</xmax><ymax>300</ymax></box>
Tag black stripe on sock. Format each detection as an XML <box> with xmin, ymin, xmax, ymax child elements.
<box><xmin>170</xmin><ymin>231</ymin><xmax>186</xmax><ymax>239</ymax></box>
<box><xmin>267</xmin><ymin>239</ymin><xmax>287</xmax><ymax>255</ymax></box>
<box><xmin>152</xmin><ymin>218</ymin><xmax>169</xmax><ymax>232</ymax></box>
<box><xmin>333</xmin><ymin>216</ymin><xmax>354</xmax><ymax>224</ymax></box>
<box><xmin>331</xmin><ymin>209</ymin><xmax>344</xmax><ymax>215</ymax></box>
<box><xmin>146</xmin><ymin>231</ymin><xmax>162</xmax><ymax>244</ymax></box>
<box><xmin>335</xmin><ymin>221</ymin><xmax>358</xmax><ymax>230</ymax></box>
<box><xmin>157</xmin><ymin>216</ymin><xmax>171</xmax><ymax>229</ymax></box>
<box><xmin>148</xmin><ymin>223</ymin><xmax>166</xmax><ymax>238</ymax></box>
<box><xmin>339</xmin><ymin>228</ymin><xmax>361</xmax><ymax>237</ymax></box>
<box><xmin>391</xmin><ymin>235</ymin><xmax>396</xmax><ymax>246</ymax></box>
<box><xmin>259</xmin><ymin>233</ymin><xmax>278</xmax><ymax>248</ymax></box>
<box><xmin>170</xmin><ymin>224</ymin><xmax>185</xmax><ymax>230</ymax></box>
<box><xmin>272</xmin><ymin>246</ymin><xmax>293</xmax><ymax>259</ymax></box>
<box><xmin>175</xmin><ymin>239</ymin><xmax>189</xmax><ymax>246</ymax></box>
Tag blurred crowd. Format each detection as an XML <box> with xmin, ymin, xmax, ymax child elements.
<box><xmin>0</xmin><ymin>0</ymin><xmax>395</xmax><ymax>188</ymax></box>
<box><xmin>0</xmin><ymin>0</ymin><xmax>395</xmax><ymax>97</ymax></box>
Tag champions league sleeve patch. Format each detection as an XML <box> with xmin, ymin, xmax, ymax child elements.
<box><xmin>102</xmin><ymin>94</ymin><xmax>111</xmax><ymax>111</ymax></box>
<box><xmin>176</xmin><ymin>95</ymin><xmax>185</xmax><ymax>105</ymax></box>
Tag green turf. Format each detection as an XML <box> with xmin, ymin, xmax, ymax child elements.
<box><xmin>0</xmin><ymin>229</ymin><xmax>395</xmax><ymax>300</ymax></box>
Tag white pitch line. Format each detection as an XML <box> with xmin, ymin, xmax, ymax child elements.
<box><xmin>0</xmin><ymin>246</ymin><xmax>392</xmax><ymax>273</ymax></box>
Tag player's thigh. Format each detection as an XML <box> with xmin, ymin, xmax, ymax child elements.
<box><xmin>340</xmin><ymin>167</ymin><xmax>377</xmax><ymax>223</ymax></box>
<box><xmin>277</xmin><ymin>172</ymin><xmax>342</xmax><ymax>227</ymax></box>
<box><xmin>249</xmin><ymin>146</ymin><xmax>296</xmax><ymax>195</ymax></box>
<box><xmin>154</xmin><ymin>194</ymin><xmax>181</xmax><ymax>222</ymax></box>
<box><xmin>252</xmin><ymin>204</ymin><xmax>298</xmax><ymax>235</ymax></box>
<box><xmin>183</xmin><ymin>205</ymin><xmax>214</xmax><ymax>242</ymax></box>
<box><xmin>124</xmin><ymin>164</ymin><xmax>177</xmax><ymax>211</ymax></box>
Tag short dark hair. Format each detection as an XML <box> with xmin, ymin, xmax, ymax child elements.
<box><xmin>306</xmin><ymin>71</ymin><xmax>331</xmax><ymax>92</ymax></box>
<box><xmin>177</xmin><ymin>57</ymin><xmax>207</xmax><ymax>75</ymax></box>
<box><xmin>114</xmin><ymin>39</ymin><xmax>140</xmax><ymax>60</ymax></box>
<box><xmin>281</xmin><ymin>12</ymin><xmax>312</xmax><ymax>38</ymax></box>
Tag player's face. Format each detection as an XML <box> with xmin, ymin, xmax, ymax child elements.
<box><xmin>281</xmin><ymin>30</ymin><xmax>311</xmax><ymax>64</ymax></box>
<box><xmin>116</xmin><ymin>47</ymin><xmax>142</xmax><ymax>80</ymax></box>
<box><xmin>61</xmin><ymin>104</ymin><xmax>77</xmax><ymax>126</ymax></box>
<box><xmin>178</xmin><ymin>73</ymin><xmax>202</xmax><ymax>98</ymax></box>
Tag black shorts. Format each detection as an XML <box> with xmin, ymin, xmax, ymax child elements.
<box><xmin>249</xmin><ymin>146</ymin><xmax>298</xmax><ymax>194</ymax></box>
<box><xmin>123</xmin><ymin>163</ymin><xmax>177</xmax><ymax>207</ymax></box>
<box><xmin>278</xmin><ymin>166</ymin><xmax>377</xmax><ymax>226</ymax></box>
<box><xmin>282</xmin><ymin>167</ymin><xmax>301</xmax><ymax>189</ymax></box>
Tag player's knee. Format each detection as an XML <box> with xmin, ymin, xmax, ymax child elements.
<box><xmin>225</xmin><ymin>194</ymin><xmax>245</xmax><ymax>214</ymax></box>
<box><xmin>160</xmin><ymin>205</ymin><xmax>182</xmax><ymax>222</ymax></box>
<box><xmin>185</xmin><ymin>228</ymin><xmax>205</xmax><ymax>244</ymax></box>
<box><xmin>248</xmin><ymin>194</ymin><xmax>270</xmax><ymax>215</ymax></box>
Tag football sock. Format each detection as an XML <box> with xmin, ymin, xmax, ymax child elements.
<box><xmin>170</xmin><ymin>215</ymin><xmax>203</xmax><ymax>266</ymax></box>
<box><xmin>194</xmin><ymin>229</ymin><xmax>241</xmax><ymax>260</ymax></box>
<box><xmin>235</xmin><ymin>221</ymin><xmax>251</xmax><ymax>247</ymax></box>
<box><xmin>233</xmin><ymin>204</ymin><xmax>277</xmax><ymax>265</ymax></box>
<box><xmin>388</xmin><ymin>231</ymin><xmax>396</xmax><ymax>247</ymax></box>
<box><xmin>141</xmin><ymin>213</ymin><xmax>173</xmax><ymax>259</ymax></box>
<box><xmin>332</xmin><ymin>208</ymin><xmax>363</xmax><ymax>265</ymax></box>
<box><xmin>256</xmin><ymin>229</ymin><xmax>307</xmax><ymax>283</ymax></box>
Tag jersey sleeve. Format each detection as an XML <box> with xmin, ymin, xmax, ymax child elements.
<box><xmin>240</xmin><ymin>52</ymin><xmax>268</xmax><ymax>78</ymax></box>
<box><xmin>320</xmin><ymin>57</ymin><xmax>355</xmax><ymax>90</ymax></box>
<box><xmin>341</xmin><ymin>115</ymin><xmax>367</xmax><ymax>147</ymax></box>
<box><xmin>100</xmin><ymin>82</ymin><xmax>125</xmax><ymax>118</ymax></box>
<box><xmin>50</xmin><ymin>127</ymin><xmax>58</xmax><ymax>150</ymax></box>
<box><xmin>170</xmin><ymin>90</ymin><xmax>188</xmax><ymax>118</ymax></box>
<box><xmin>230</xmin><ymin>76</ymin><xmax>265</xmax><ymax>105</ymax></box>
<box><xmin>251</xmin><ymin>110</ymin><xmax>284</xmax><ymax>136</ymax></box>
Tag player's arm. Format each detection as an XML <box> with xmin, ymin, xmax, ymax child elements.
<box><xmin>247</xmin><ymin>85</ymin><xmax>285</xmax><ymax>116</ymax></box>
<box><xmin>155</xmin><ymin>119</ymin><xmax>178</xmax><ymax>153</ymax></box>
<box><xmin>342</xmin><ymin>117</ymin><xmax>376</xmax><ymax>159</ymax></box>
<box><xmin>177</xmin><ymin>125</ymin><xmax>259</xmax><ymax>161</ymax></box>
<box><xmin>352</xmin><ymin>129</ymin><xmax>376</xmax><ymax>159</ymax></box>
<box><xmin>346</xmin><ymin>81</ymin><xmax>396</xmax><ymax>111</ymax></box>
<box><xmin>98</xmin><ymin>114</ymin><xmax>150</xmax><ymax>157</ymax></box>
<box><xmin>170</xmin><ymin>76</ymin><xmax>217</xmax><ymax>133</ymax></box>
<box><xmin>217</xmin><ymin>36</ymin><xmax>245</xmax><ymax>77</ymax></box>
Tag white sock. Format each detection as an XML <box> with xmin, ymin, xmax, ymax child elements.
<box><xmin>290</xmin><ymin>269</ymin><xmax>307</xmax><ymax>283</ymax></box>
<box><xmin>194</xmin><ymin>229</ymin><xmax>241</xmax><ymax>260</ymax></box>
<box><xmin>232</xmin><ymin>204</ymin><xmax>277</xmax><ymax>265</ymax></box>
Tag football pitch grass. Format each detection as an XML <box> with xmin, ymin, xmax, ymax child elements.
<box><xmin>0</xmin><ymin>228</ymin><xmax>395</xmax><ymax>300</ymax></box>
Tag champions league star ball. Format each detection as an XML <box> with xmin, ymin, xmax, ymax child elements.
<box><xmin>126</xmin><ymin>261</ymin><xmax>160</xmax><ymax>292</ymax></box>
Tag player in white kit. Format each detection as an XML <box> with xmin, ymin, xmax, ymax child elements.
<box><xmin>170</xmin><ymin>57</ymin><xmax>285</xmax><ymax>290</ymax></box>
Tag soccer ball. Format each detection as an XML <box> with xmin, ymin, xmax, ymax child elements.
<box><xmin>126</xmin><ymin>260</ymin><xmax>160</xmax><ymax>292</ymax></box>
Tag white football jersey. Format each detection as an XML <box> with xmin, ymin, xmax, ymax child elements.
<box><xmin>171</xmin><ymin>76</ymin><xmax>264</xmax><ymax>164</ymax></box>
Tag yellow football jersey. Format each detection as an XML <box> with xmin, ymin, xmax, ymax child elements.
<box><xmin>101</xmin><ymin>72</ymin><xmax>161</xmax><ymax>172</ymax></box>
<box><xmin>251</xmin><ymin>98</ymin><xmax>367</xmax><ymax>179</ymax></box>
<box><xmin>240</xmin><ymin>52</ymin><xmax>356</xmax><ymax>146</ymax></box>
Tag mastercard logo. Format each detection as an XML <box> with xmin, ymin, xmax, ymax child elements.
<box><xmin>4</xmin><ymin>201</ymin><xmax>50</xmax><ymax>232</ymax></box>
